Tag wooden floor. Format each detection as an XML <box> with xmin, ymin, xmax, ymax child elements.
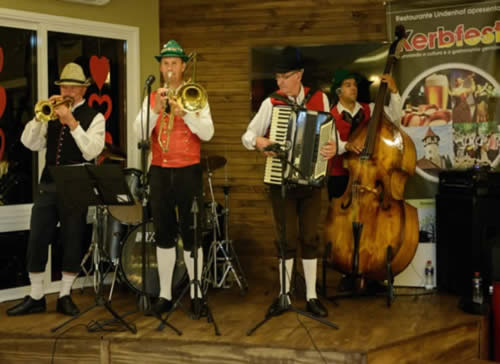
<box><xmin>0</xmin><ymin>277</ymin><xmax>489</xmax><ymax>364</ymax></box>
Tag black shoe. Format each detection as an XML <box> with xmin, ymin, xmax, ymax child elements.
<box><xmin>191</xmin><ymin>298</ymin><xmax>207</xmax><ymax>319</ymax></box>
<box><xmin>306</xmin><ymin>298</ymin><xmax>328</xmax><ymax>317</ymax></box>
<box><xmin>56</xmin><ymin>296</ymin><xmax>80</xmax><ymax>316</ymax></box>
<box><xmin>267</xmin><ymin>295</ymin><xmax>290</xmax><ymax>317</ymax></box>
<box><xmin>7</xmin><ymin>296</ymin><xmax>46</xmax><ymax>316</ymax></box>
<box><xmin>152</xmin><ymin>298</ymin><xmax>173</xmax><ymax>316</ymax></box>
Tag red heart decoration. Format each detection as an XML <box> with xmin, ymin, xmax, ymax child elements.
<box><xmin>0</xmin><ymin>47</ymin><xmax>4</xmax><ymax>73</ymax></box>
<box><xmin>89</xmin><ymin>55</ymin><xmax>109</xmax><ymax>91</ymax></box>
<box><xmin>105</xmin><ymin>131</ymin><xmax>113</xmax><ymax>145</ymax></box>
<box><xmin>88</xmin><ymin>93</ymin><xmax>112</xmax><ymax>120</ymax></box>
<box><xmin>105</xmin><ymin>132</ymin><xmax>113</xmax><ymax>145</ymax></box>
<box><xmin>0</xmin><ymin>86</ymin><xmax>6</xmax><ymax>119</ymax></box>
<box><xmin>0</xmin><ymin>128</ymin><xmax>5</xmax><ymax>162</ymax></box>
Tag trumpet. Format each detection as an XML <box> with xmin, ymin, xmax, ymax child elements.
<box><xmin>34</xmin><ymin>96</ymin><xmax>74</xmax><ymax>123</ymax></box>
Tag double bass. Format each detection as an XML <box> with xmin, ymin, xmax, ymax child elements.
<box><xmin>324</xmin><ymin>26</ymin><xmax>419</xmax><ymax>301</ymax></box>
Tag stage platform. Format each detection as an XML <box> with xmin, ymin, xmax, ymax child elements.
<box><xmin>0</xmin><ymin>279</ymin><xmax>489</xmax><ymax>364</ymax></box>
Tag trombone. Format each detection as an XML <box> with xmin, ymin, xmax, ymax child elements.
<box><xmin>177</xmin><ymin>52</ymin><xmax>207</xmax><ymax>113</ymax></box>
<box><xmin>34</xmin><ymin>96</ymin><xmax>74</xmax><ymax>123</ymax></box>
<box><xmin>158</xmin><ymin>52</ymin><xmax>208</xmax><ymax>153</ymax></box>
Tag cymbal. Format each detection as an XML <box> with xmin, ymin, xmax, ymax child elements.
<box><xmin>100</xmin><ymin>144</ymin><xmax>126</xmax><ymax>161</ymax></box>
<box><xmin>201</xmin><ymin>155</ymin><xmax>226</xmax><ymax>171</ymax></box>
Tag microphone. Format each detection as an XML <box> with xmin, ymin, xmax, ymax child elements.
<box><xmin>145</xmin><ymin>74</ymin><xmax>155</xmax><ymax>87</ymax></box>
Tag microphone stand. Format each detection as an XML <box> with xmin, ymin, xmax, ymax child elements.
<box><xmin>247</xmin><ymin>145</ymin><xmax>339</xmax><ymax>336</ymax></box>
<box><xmin>156</xmin><ymin>196</ymin><xmax>221</xmax><ymax>335</ymax></box>
<box><xmin>136</xmin><ymin>80</ymin><xmax>154</xmax><ymax>314</ymax></box>
<box><xmin>137</xmin><ymin>79</ymin><xmax>181</xmax><ymax>335</ymax></box>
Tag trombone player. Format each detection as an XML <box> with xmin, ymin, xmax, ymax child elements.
<box><xmin>7</xmin><ymin>62</ymin><xmax>105</xmax><ymax>317</ymax></box>
<box><xmin>134</xmin><ymin>40</ymin><xmax>214</xmax><ymax>317</ymax></box>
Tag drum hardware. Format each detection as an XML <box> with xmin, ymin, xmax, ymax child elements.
<box><xmin>200</xmin><ymin>155</ymin><xmax>227</xmax><ymax>172</ymax></box>
<box><xmin>79</xmin><ymin>205</ymin><xmax>113</xmax><ymax>293</ymax></box>
<box><xmin>157</xmin><ymin>196</ymin><xmax>221</xmax><ymax>336</ymax></box>
<box><xmin>79</xmin><ymin>205</ymin><xmax>131</xmax><ymax>320</ymax></box>
<box><xmin>201</xmin><ymin>161</ymin><xmax>248</xmax><ymax>295</ymax></box>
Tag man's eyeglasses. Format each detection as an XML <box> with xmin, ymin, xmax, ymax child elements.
<box><xmin>275</xmin><ymin>70</ymin><xmax>299</xmax><ymax>81</ymax></box>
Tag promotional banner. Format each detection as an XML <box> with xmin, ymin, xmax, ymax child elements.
<box><xmin>387</xmin><ymin>1</ymin><xmax>500</xmax><ymax>184</ymax></box>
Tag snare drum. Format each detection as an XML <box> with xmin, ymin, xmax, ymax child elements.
<box><xmin>108</xmin><ymin>168</ymin><xmax>143</xmax><ymax>225</ymax></box>
<box><xmin>119</xmin><ymin>220</ymin><xmax>187</xmax><ymax>297</ymax></box>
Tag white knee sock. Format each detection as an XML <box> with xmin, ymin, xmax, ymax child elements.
<box><xmin>59</xmin><ymin>273</ymin><xmax>76</xmax><ymax>298</ymax></box>
<box><xmin>279</xmin><ymin>258</ymin><xmax>294</xmax><ymax>296</ymax></box>
<box><xmin>29</xmin><ymin>272</ymin><xmax>44</xmax><ymax>300</ymax></box>
<box><xmin>302</xmin><ymin>258</ymin><xmax>318</xmax><ymax>300</ymax></box>
<box><xmin>184</xmin><ymin>248</ymin><xmax>203</xmax><ymax>298</ymax></box>
<box><xmin>156</xmin><ymin>247</ymin><xmax>176</xmax><ymax>300</ymax></box>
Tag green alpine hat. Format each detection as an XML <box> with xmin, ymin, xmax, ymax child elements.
<box><xmin>155</xmin><ymin>40</ymin><xmax>189</xmax><ymax>62</ymax></box>
<box><xmin>330</xmin><ymin>68</ymin><xmax>360</xmax><ymax>93</ymax></box>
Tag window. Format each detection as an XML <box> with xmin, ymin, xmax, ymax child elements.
<box><xmin>0</xmin><ymin>26</ymin><xmax>37</xmax><ymax>206</ymax></box>
<box><xmin>0</xmin><ymin>8</ymin><xmax>139</xmax><ymax>300</ymax></box>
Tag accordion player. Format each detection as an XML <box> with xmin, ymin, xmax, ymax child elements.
<box><xmin>264</xmin><ymin>105</ymin><xmax>333</xmax><ymax>187</ymax></box>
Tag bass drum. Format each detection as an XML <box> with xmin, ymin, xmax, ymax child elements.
<box><xmin>120</xmin><ymin>220</ymin><xmax>187</xmax><ymax>297</ymax></box>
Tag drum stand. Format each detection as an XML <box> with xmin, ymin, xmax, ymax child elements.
<box><xmin>79</xmin><ymin>205</ymin><xmax>117</xmax><ymax>294</ymax></box>
<box><xmin>157</xmin><ymin>196</ymin><xmax>221</xmax><ymax>336</ymax></box>
<box><xmin>80</xmin><ymin>208</ymin><xmax>133</xmax><ymax>323</ymax></box>
<box><xmin>79</xmin><ymin>206</ymin><xmax>104</xmax><ymax>293</ymax></box>
<box><xmin>202</xmin><ymin>169</ymin><xmax>248</xmax><ymax>294</ymax></box>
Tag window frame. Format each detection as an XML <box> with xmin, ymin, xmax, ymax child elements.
<box><xmin>0</xmin><ymin>7</ymin><xmax>140</xmax><ymax>301</ymax></box>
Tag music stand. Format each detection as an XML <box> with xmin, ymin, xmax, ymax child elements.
<box><xmin>49</xmin><ymin>164</ymin><xmax>137</xmax><ymax>334</ymax></box>
<box><xmin>247</xmin><ymin>146</ymin><xmax>339</xmax><ymax>335</ymax></box>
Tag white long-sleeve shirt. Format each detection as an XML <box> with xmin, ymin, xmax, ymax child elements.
<box><xmin>21</xmin><ymin>99</ymin><xmax>105</xmax><ymax>161</ymax></box>
<box><xmin>334</xmin><ymin>92</ymin><xmax>402</xmax><ymax>155</ymax></box>
<box><xmin>134</xmin><ymin>84</ymin><xmax>214</xmax><ymax>142</ymax></box>
<box><xmin>242</xmin><ymin>86</ymin><xmax>330</xmax><ymax>150</ymax></box>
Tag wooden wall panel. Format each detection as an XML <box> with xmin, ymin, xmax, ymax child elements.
<box><xmin>159</xmin><ymin>0</ymin><xmax>388</xmax><ymax>277</ymax></box>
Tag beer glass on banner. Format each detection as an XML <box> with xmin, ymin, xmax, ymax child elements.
<box><xmin>425</xmin><ymin>73</ymin><xmax>449</xmax><ymax>110</ymax></box>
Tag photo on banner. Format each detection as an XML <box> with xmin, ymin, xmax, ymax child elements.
<box><xmin>386</xmin><ymin>0</ymin><xmax>500</xmax><ymax>187</ymax></box>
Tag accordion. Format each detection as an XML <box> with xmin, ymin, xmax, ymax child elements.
<box><xmin>264</xmin><ymin>106</ymin><xmax>333</xmax><ymax>187</ymax></box>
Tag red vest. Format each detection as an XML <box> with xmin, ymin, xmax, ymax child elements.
<box><xmin>267</xmin><ymin>88</ymin><xmax>325</xmax><ymax>138</ymax></box>
<box><xmin>328</xmin><ymin>102</ymin><xmax>371</xmax><ymax>176</ymax></box>
<box><xmin>150</xmin><ymin>90</ymin><xmax>201</xmax><ymax>168</ymax></box>
<box><xmin>269</xmin><ymin>87</ymin><xmax>325</xmax><ymax>110</ymax></box>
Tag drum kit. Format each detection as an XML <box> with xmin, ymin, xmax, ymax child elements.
<box><xmin>79</xmin><ymin>153</ymin><xmax>247</xmax><ymax>304</ymax></box>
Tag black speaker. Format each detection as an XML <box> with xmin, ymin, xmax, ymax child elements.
<box><xmin>436</xmin><ymin>192</ymin><xmax>500</xmax><ymax>297</ymax></box>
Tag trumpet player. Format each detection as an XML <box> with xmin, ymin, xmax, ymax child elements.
<box><xmin>134</xmin><ymin>40</ymin><xmax>214</xmax><ymax>317</ymax></box>
<box><xmin>7</xmin><ymin>62</ymin><xmax>105</xmax><ymax>317</ymax></box>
